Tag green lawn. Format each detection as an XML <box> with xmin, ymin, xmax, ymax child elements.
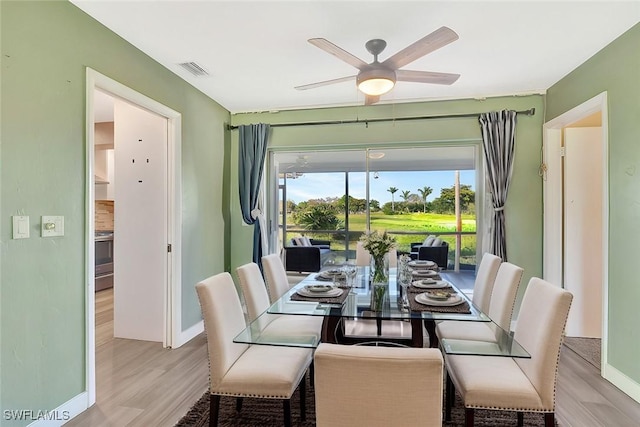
<box><xmin>286</xmin><ymin>211</ymin><xmax>478</xmax><ymax>265</ymax></box>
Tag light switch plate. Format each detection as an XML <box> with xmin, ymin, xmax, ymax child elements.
<box><xmin>12</xmin><ymin>215</ymin><xmax>30</xmax><ymax>239</ymax></box>
<box><xmin>42</xmin><ymin>216</ymin><xmax>64</xmax><ymax>237</ymax></box>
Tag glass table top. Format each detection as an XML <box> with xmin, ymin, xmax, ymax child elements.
<box><xmin>441</xmin><ymin>322</ymin><xmax>530</xmax><ymax>358</ymax></box>
<box><xmin>233</xmin><ymin>266</ymin><xmax>530</xmax><ymax>357</ymax></box>
<box><xmin>267</xmin><ymin>266</ymin><xmax>491</xmax><ymax>322</ymax></box>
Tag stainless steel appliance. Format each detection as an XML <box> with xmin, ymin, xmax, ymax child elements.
<box><xmin>95</xmin><ymin>231</ymin><xmax>114</xmax><ymax>291</ymax></box>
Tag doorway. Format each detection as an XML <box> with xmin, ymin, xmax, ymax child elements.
<box><xmin>543</xmin><ymin>92</ymin><xmax>608</xmax><ymax>372</ymax></box>
<box><xmin>85</xmin><ymin>68</ymin><xmax>183</xmax><ymax>405</ymax></box>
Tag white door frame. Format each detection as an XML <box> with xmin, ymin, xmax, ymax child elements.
<box><xmin>542</xmin><ymin>91</ymin><xmax>608</xmax><ymax>367</ymax></box>
<box><xmin>84</xmin><ymin>68</ymin><xmax>183</xmax><ymax>405</ymax></box>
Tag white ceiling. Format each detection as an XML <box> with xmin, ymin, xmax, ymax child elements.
<box><xmin>72</xmin><ymin>1</ymin><xmax>640</xmax><ymax>114</ymax></box>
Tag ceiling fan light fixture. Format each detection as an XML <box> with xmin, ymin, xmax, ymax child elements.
<box><xmin>357</xmin><ymin>68</ymin><xmax>396</xmax><ymax>96</ymax></box>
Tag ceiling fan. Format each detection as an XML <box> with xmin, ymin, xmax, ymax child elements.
<box><xmin>295</xmin><ymin>26</ymin><xmax>460</xmax><ymax>105</ymax></box>
<box><xmin>286</xmin><ymin>155</ymin><xmax>310</xmax><ymax>170</ymax></box>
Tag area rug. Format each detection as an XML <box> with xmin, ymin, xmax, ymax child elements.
<box><xmin>563</xmin><ymin>336</ymin><xmax>601</xmax><ymax>369</ymax></box>
<box><xmin>175</xmin><ymin>376</ymin><xmax>555</xmax><ymax>426</ymax></box>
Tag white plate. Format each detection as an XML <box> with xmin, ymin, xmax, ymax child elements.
<box><xmin>296</xmin><ymin>287</ymin><xmax>344</xmax><ymax>298</ymax></box>
<box><xmin>408</xmin><ymin>260</ymin><xmax>436</xmax><ymax>269</ymax></box>
<box><xmin>411</xmin><ymin>269</ymin><xmax>438</xmax><ymax>277</ymax></box>
<box><xmin>305</xmin><ymin>284</ymin><xmax>334</xmax><ymax>293</ymax></box>
<box><xmin>412</xmin><ymin>280</ymin><xmax>449</xmax><ymax>289</ymax></box>
<box><xmin>415</xmin><ymin>292</ymin><xmax>463</xmax><ymax>306</ymax></box>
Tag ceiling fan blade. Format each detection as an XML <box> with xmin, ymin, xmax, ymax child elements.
<box><xmin>364</xmin><ymin>95</ymin><xmax>380</xmax><ymax>105</ymax></box>
<box><xmin>396</xmin><ymin>70</ymin><xmax>460</xmax><ymax>85</ymax></box>
<box><xmin>382</xmin><ymin>27</ymin><xmax>459</xmax><ymax>70</ymax></box>
<box><xmin>295</xmin><ymin>75</ymin><xmax>355</xmax><ymax>91</ymax></box>
<box><xmin>308</xmin><ymin>38</ymin><xmax>368</xmax><ymax>70</ymax></box>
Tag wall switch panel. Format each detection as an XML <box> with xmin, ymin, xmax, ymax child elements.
<box><xmin>42</xmin><ymin>216</ymin><xmax>64</xmax><ymax>237</ymax></box>
<box><xmin>12</xmin><ymin>216</ymin><xmax>30</xmax><ymax>239</ymax></box>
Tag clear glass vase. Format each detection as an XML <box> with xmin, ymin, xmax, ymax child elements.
<box><xmin>370</xmin><ymin>253</ymin><xmax>389</xmax><ymax>311</ymax></box>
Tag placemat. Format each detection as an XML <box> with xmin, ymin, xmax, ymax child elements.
<box><xmin>408</xmin><ymin>292</ymin><xmax>471</xmax><ymax>314</ymax></box>
<box><xmin>409</xmin><ymin>273</ymin><xmax>442</xmax><ymax>281</ymax></box>
<box><xmin>408</xmin><ymin>284</ymin><xmax>453</xmax><ymax>292</ymax></box>
<box><xmin>314</xmin><ymin>273</ymin><xmax>346</xmax><ymax>282</ymax></box>
<box><xmin>290</xmin><ymin>289</ymin><xmax>350</xmax><ymax>304</ymax></box>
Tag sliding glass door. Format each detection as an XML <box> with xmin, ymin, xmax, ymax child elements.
<box><xmin>270</xmin><ymin>145</ymin><xmax>480</xmax><ymax>270</ymax></box>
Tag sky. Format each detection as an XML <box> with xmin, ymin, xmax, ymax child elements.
<box><xmin>284</xmin><ymin>170</ymin><xmax>475</xmax><ymax>204</ymax></box>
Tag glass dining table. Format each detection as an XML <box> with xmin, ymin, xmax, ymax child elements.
<box><xmin>233</xmin><ymin>266</ymin><xmax>530</xmax><ymax>358</ymax></box>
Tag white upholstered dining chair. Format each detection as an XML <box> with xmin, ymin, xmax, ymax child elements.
<box><xmin>436</xmin><ymin>261</ymin><xmax>523</xmax><ymax>342</ymax></box>
<box><xmin>195</xmin><ymin>272</ymin><xmax>312</xmax><ymax>427</ymax></box>
<box><xmin>236</xmin><ymin>262</ymin><xmax>322</xmax><ymax>337</ymax></box>
<box><xmin>444</xmin><ymin>277</ymin><xmax>573</xmax><ymax>427</ymax></box>
<box><xmin>471</xmin><ymin>252</ymin><xmax>502</xmax><ymax>313</ymax></box>
<box><xmin>262</xmin><ymin>253</ymin><xmax>293</xmax><ymax>303</ymax></box>
<box><xmin>314</xmin><ymin>343</ymin><xmax>444</xmax><ymax>427</ymax></box>
<box><xmin>355</xmin><ymin>241</ymin><xmax>397</xmax><ymax>267</ymax></box>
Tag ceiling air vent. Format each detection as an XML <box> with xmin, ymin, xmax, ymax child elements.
<box><xmin>178</xmin><ymin>61</ymin><xmax>209</xmax><ymax>77</ymax></box>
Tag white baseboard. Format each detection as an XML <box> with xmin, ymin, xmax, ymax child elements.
<box><xmin>25</xmin><ymin>392</ymin><xmax>88</xmax><ymax>427</ymax></box>
<box><xmin>173</xmin><ymin>320</ymin><xmax>204</xmax><ymax>348</ymax></box>
<box><xmin>603</xmin><ymin>363</ymin><xmax>640</xmax><ymax>404</ymax></box>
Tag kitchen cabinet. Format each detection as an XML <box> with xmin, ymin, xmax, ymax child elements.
<box><xmin>95</xmin><ymin>148</ymin><xmax>114</xmax><ymax>200</ymax></box>
<box><xmin>95</xmin><ymin>122</ymin><xmax>114</xmax><ymax>200</ymax></box>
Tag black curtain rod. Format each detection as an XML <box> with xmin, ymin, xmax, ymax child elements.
<box><xmin>227</xmin><ymin>107</ymin><xmax>535</xmax><ymax>130</ymax></box>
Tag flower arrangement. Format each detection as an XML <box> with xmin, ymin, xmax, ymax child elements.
<box><xmin>360</xmin><ymin>230</ymin><xmax>397</xmax><ymax>264</ymax></box>
<box><xmin>360</xmin><ymin>231</ymin><xmax>397</xmax><ymax>310</ymax></box>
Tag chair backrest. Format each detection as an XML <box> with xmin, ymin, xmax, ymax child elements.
<box><xmin>487</xmin><ymin>262</ymin><xmax>524</xmax><ymax>331</ymax></box>
<box><xmin>236</xmin><ymin>262</ymin><xmax>271</xmax><ymax>322</ymax></box>
<box><xmin>314</xmin><ymin>343</ymin><xmax>443</xmax><ymax>427</ymax></box>
<box><xmin>355</xmin><ymin>241</ymin><xmax>398</xmax><ymax>267</ymax></box>
<box><xmin>262</xmin><ymin>253</ymin><xmax>291</xmax><ymax>303</ymax></box>
<box><xmin>473</xmin><ymin>253</ymin><xmax>501</xmax><ymax>313</ymax></box>
<box><xmin>195</xmin><ymin>272</ymin><xmax>248</xmax><ymax>391</ymax></box>
<box><xmin>355</xmin><ymin>241</ymin><xmax>370</xmax><ymax>266</ymax></box>
<box><xmin>514</xmin><ymin>278</ymin><xmax>573</xmax><ymax>410</ymax></box>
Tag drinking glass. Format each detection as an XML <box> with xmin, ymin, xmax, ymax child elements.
<box><xmin>343</xmin><ymin>262</ymin><xmax>358</xmax><ymax>288</ymax></box>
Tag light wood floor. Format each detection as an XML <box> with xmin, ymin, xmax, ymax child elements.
<box><xmin>65</xmin><ymin>289</ymin><xmax>208</xmax><ymax>427</ymax></box>
<box><xmin>67</xmin><ymin>286</ymin><xmax>640</xmax><ymax>426</ymax></box>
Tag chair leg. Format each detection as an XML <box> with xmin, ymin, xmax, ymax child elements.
<box><xmin>235</xmin><ymin>397</ymin><xmax>243</xmax><ymax>412</ymax></box>
<box><xmin>210</xmin><ymin>394</ymin><xmax>220</xmax><ymax>427</ymax></box>
<box><xmin>544</xmin><ymin>412</ymin><xmax>555</xmax><ymax>427</ymax></box>
<box><xmin>445</xmin><ymin>371</ymin><xmax>454</xmax><ymax>421</ymax></box>
<box><xmin>310</xmin><ymin>362</ymin><xmax>315</xmax><ymax>388</ymax></box>
<box><xmin>300</xmin><ymin>374</ymin><xmax>307</xmax><ymax>421</ymax></box>
<box><xmin>423</xmin><ymin>319</ymin><xmax>439</xmax><ymax>347</ymax></box>
<box><xmin>465</xmin><ymin>408</ymin><xmax>474</xmax><ymax>427</ymax></box>
<box><xmin>517</xmin><ymin>411</ymin><xmax>524</xmax><ymax>426</ymax></box>
<box><xmin>283</xmin><ymin>399</ymin><xmax>291</xmax><ymax>427</ymax></box>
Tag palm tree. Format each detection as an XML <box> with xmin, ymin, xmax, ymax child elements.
<box><xmin>418</xmin><ymin>186</ymin><xmax>433</xmax><ymax>213</ymax></box>
<box><xmin>387</xmin><ymin>186</ymin><xmax>398</xmax><ymax>212</ymax></box>
<box><xmin>401</xmin><ymin>190</ymin><xmax>411</xmax><ymax>212</ymax></box>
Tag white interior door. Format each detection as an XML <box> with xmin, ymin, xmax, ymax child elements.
<box><xmin>113</xmin><ymin>99</ymin><xmax>168</xmax><ymax>342</ymax></box>
<box><xmin>564</xmin><ymin>127</ymin><xmax>603</xmax><ymax>338</ymax></box>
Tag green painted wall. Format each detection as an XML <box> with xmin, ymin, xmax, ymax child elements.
<box><xmin>229</xmin><ymin>95</ymin><xmax>545</xmax><ymax>310</ymax></box>
<box><xmin>0</xmin><ymin>1</ymin><xmax>228</xmax><ymax>422</ymax></box>
<box><xmin>546</xmin><ymin>23</ymin><xmax>640</xmax><ymax>386</ymax></box>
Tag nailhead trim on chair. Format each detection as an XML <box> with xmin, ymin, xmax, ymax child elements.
<box><xmin>212</xmin><ymin>392</ymin><xmax>295</xmax><ymax>399</ymax></box>
<box><xmin>461</xmin><ymin>297</ymin><xmax>573</xmax><ymax>414</ymax></box>
<box><xmin>451</xmin><ymin>282</ymin><xmax>573</xmax><ymax>417</ymax></box>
